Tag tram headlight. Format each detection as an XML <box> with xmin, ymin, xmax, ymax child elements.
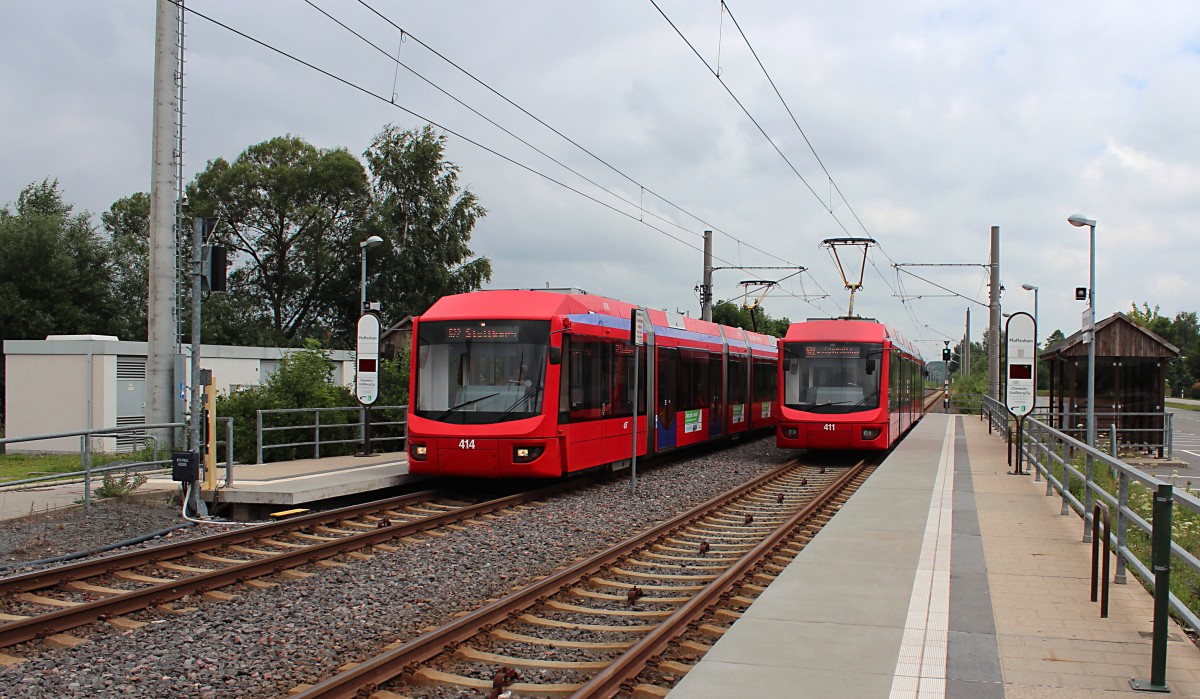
<box><xmin>411</xmin><ymin>443</ymin><xmax>428</xmax><ymax>460</ymax></box>
<box><xmin>861</xmin><ymin>427</ymin><xmax>882</xmax><ymax>441</ymax></box>
<box><xmin>782</xmin><ymin>427</ymin><xmax>798</xmax><ymax>440</ymax></box>
<box><xmin>513</xmin><ymin>445</ymin><xmax>545</xmax><ymax>463</ymax></box>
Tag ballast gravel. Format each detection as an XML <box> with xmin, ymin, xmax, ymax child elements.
<box><xmin>0</xmin><ymin>438</ymin><xmax>789</xmax><ymax>699</ymax></box>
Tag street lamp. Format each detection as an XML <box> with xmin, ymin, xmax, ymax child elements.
<box><xmin>1067</xmin><ymin>214</ymin><xmax>1096</xmax><ymax>447</ymax></box>
<box><xmin>1022</xmin><ymin>283</ymin><xmax>1040</xmax><ymax>406</ymax></box>
<box><xmin>360</xmin><ymin>235</ymin><xmax>384</xmax><ymax>311</ymax></box>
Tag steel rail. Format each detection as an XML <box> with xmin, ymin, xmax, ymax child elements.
<box><xmin>0</xmin><ymin>488</ymin><xmax>444</xmax><ymax>593</ymax></box>
<box><xmin>572</xmin><ymin>460</ymin><xmax>869</xmax><ymax>697</ymax></box>
<box><xmin>291</xmin><ymin>460</ymin><xmax>816</xmax><ymax>699</ymax></box>
<box><xmin>0</xmin><ymin>482</ymin><xmax>577</xmax><ymax>649</ymax></box>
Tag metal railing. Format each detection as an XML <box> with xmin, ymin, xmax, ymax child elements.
<box><xmin>1001</xmin><ymin>407</ymin><xmax>1191</xmax><ymax>691</ymax></box>
<box><xmin>256</xmin><ymin>405</ymin><xmax>407</xmax><ymax>464</ymax></box>
<box><xmin>0</xmin><ymin>422</ymin><xmax>185</xmax><ymax>507</ymax></box>
<box><xmin>1041</xmin><ymin>409</ymin><xmax>1173</xmax><ymax>459</ymax></box>
<box><xmin>980</xmin><ymin>397</ymin><xmax>1175</xmax><ymax>461</ymax></box>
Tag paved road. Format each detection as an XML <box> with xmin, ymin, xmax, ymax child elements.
<box><xmin>1170</xmin><ymin>405</ymin><xmax>1200</xmax><ymax>470</ymax></box>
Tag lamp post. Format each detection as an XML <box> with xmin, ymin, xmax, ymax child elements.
<box><xmin>360</xmin><ymin>235</ymin><xmax>384</xmax><ymax>310</ymax></box>
<box><xmin>1022</xmin><ymin>283</ymin><xmax>1039</xmax><ymax>407</ymax></box>
<box><xmin>1067</xmin><ymin>215</ymin><xmax>1096</xmax><ymax>447</ymax></box>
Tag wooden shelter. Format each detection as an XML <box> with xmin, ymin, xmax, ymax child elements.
<box><xmin>1040</xmin><ymin>312</ymin><xmax>1179</xmax><ymax>454</ymax></box>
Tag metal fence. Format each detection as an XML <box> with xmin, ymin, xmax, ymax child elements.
<box><xmin>1040</xmin><ymin>410</ymin><xmax>1173</xmax><ymax>459</ymax></box>
<box><xmin>979</xmin><ymin>395</ymin><xmax>1192</xmax><ymax>689</ymax></box>
<box><xmin>0</xmin><ymin>422</ymin><xmax>184</xmax><ymax>507</ymax></box>
<box><xmin>256</xmin><ymin>405</ymin><xmax>407</xmax><ymax>464</ymax></box>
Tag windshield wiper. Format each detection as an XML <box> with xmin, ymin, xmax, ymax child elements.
<box><xmin>435</xmin><ymin>392</ymin><xmax>500</xmax><ymax>420</ymax></box>
<box><xmin>494</xmin><ymin>384</ymin><xmax>542</xmax><ymax>423</ymax></box>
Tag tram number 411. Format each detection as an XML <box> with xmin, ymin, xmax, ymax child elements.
<box><xmin>458</xmin><ymin>439</ymin><xmax>476</xmax><ymax>449</ymax></box>
<box><xmin>823</xmin><ymin>424</ymin><xmax>836</xmax><ymax>431</ymax></box>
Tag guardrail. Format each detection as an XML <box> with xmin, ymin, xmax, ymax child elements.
<box><xmin>256</xmin><ymin>405</ymin><xmax>407</xmax><ymax>464</ymax></box>
<box><xmin>0</xmin><ymin>422</ymin><xmax>185</xmax><ymax>507</ymax></box>
<box><xmin>1042</xmin><ymin>409</ymin><xmax>1173</xmax><ymax>459</ymax></box>
<box><xmin>986</xmin><ymin>402</ymin><xmax>1190</xmax><ymax>691</ymax></box>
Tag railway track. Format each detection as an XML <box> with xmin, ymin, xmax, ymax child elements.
<box><xmin>0</xmin><ymin>484</ymin><xmax>575</xmax><ymax>658</ymax></box>
<box><xmin>291</xmin><ymin>457</ymin><xmax>875</xmax><ymax>698</ymax></box>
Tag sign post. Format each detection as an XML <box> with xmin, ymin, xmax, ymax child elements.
<box><xmin>356</xmin><ymin>313</ymin><xmax>381</xmax><ymax>456</ymax></box>
<box><xmin>630</xmin><ymin>308</ymin><xmax>645</xmax><ymax>495</ymax></box>
<box><xmin>1005</xmin><ymin>312</ymin><xmax>1037</xmax><ymax>474</ymax></box>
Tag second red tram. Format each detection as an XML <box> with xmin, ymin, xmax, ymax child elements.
<box><xmin>406</xmin><ymin>289</ymin><xmax>779</xmax><ymax>478</ymax></box>
<box><xmin>776</xmin><ymin>318</ymin><xmax>926</xmax><ymax>451</ymax></box>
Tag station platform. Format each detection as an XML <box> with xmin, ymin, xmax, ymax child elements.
<box><xmin>0</xmin><ymin>452</ymin><xmax>421</xmax><ymax>523</ymax></box>
<box><xmin>176</xmin><ymin>451</ymin><xmax>423</xmax><ymax>519</ymax></box>
<box><xmin>670</xmin><ymin>413</ymin><xmax>1200</xmax><ymax>698</ymax></box>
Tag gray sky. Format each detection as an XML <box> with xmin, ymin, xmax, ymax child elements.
<box><xmin>3</xmin><ymin>1</ymin><xmax>1199</xmax><ymax>355</ymax></box>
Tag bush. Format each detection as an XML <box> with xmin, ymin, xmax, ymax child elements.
<box><xmin>95</xmin><ymin>470</ymin><xmax>149</xmax><ymax>499</ymax></box>
<box><xmin>217</xmin><ymin>340</ymin><xmax>359</xmax><ymax>464</ymax></box>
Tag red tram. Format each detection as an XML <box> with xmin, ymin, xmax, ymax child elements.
<box><xmin>776</xmin><ymin>318</ymin><xmax>926</xmax><ymax>451</ymax></box>
<box><xmin>406</xmin><ymin>289</ymin><xmax>779</xmax><ymax>478</ymax></box>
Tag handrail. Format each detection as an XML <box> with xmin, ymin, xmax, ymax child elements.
<box><xmin>1006</xmin><ymin>413</ymin><xmax>1192</xmax><ymax>690</ymax></box>
<box><xmin>0</xmin><ymin>422</ymin><xmax>186</xmax><ymax>507</ymax></box>
<box><xmin>256</xmin><ymin>405</ymin><xmax>407</xmax><ymax>463</ymax></box>
<box><xmin>1091</xmin><ymin>501</ymin><xmax>1111</xmax><ymax>618</ymax></box>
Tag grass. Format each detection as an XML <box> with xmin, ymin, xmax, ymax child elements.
<box><xmin>1167</xmin><ymin>400</ymin><xmax>1200</xmax><ymax>413</ymax></box>
<box><xmin>0</xmin><ymin>447</ymin><xmax>162</xmax><ymax>484</ymax></box>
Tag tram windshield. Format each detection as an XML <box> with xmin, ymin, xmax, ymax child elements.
<box><xmin>782</xmin><ymin>342</ymin><xmax>882</xmax><ymax>414</ymax></box>
<box><xmin>414</xmin><ymin>320</ymin><xmax>550</xmax><ymax>424</ymax></box>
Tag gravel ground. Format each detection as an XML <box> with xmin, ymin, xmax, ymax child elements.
<box><xmin>0</xmin><ymin>437</ymin><xmax>788</xmax><ymax>699</ymax></box>
<box><xmin>0</xmin><ymin>494</ymin><xmax>210</xmax><ymax>571</ymax></box>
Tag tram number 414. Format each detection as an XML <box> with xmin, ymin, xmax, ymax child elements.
<box><xmin>458</xmin><ymin>439</ymin><xmax>476</xmax><ymax>449</ymax></box>
<box><xmin>823</xmin><ymin>424</ymin><xmax>836</xmax><ymax>431</ymax></box>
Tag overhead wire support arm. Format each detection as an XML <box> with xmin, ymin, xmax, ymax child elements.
<box><xmin>892</xmin><ymin>265</ymin><xmax>990</xmax><ymax>307</ymax></box>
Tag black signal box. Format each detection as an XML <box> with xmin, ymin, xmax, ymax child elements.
<box><xmin>172</xmin><ymin>451</ymin><xmax>200</xmax><ymax>482</ymax></box>
<box><xmin>1075</xmin><ymin>287</ymin><xmax>1087</xmax><ymax>301</ymax></box>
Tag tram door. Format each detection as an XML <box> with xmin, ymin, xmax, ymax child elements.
<box><xmin>656</xmin><ymin>348</ymin><xmax>679</xmax><ymax>449</ymax></box>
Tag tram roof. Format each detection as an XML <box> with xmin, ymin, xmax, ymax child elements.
<box><xmin>783</xmin><ymin>318</ymin><xmax>922</xmax><ymax>360</ymax></box>
<box><xmin>419</xmin><ymin>289</ymin><xmax>779</xmax><ymax>351</ymax></box>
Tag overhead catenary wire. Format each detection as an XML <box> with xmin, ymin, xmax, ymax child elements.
<box><xmin>172</xmin><ymin>3</ymin><xmax>705</xmax><ymax>254</ymax></box>
<box><xmin>174</xmin><ymin>1</ymin><xmax>842</xmax><ymax>315</ymax></box>
<box><xmin>652</xmin><ymin>1</ymin><xmax>940</xmax><ymax>332</ymax></box>
<box><xmin>304</xmin><ymin>0</ymin><xmax>705</xmax><ymax>244</ymax></box>
<box><xmin>354</xmin><ymin>0</ymin><xmax>804</xmax><ymax>271</ymax></box>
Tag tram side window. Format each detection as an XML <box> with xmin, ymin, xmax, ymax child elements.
<box><xmin>561</xmin><ymin>338</ymin><xmax>648</xmax><ymax>422</ymax></box>
<box><xmin>752</xmin><ymin>358</ymin><xmax>776</xmax><ymax>403</ymax></box>
<box><xmin>657</xmin><ymin>348</ymin><xmax>679</xmax><ymax>425</ymax></box>
<box><xmin>705</xmin><ymin>355</ymin><xmax>715</xmax><ymax>415</ymax></box>
<box><xmin>612</xmin><ymin>343</ymin><xmax>647</xmax><ymax>417</ymax></box>
<box><xmin>888</xmin><ymin>350</ymin><xmax>898</xmax><ymax>411</ymax></box>
<box><xmin>728</xmin><ymin>356</ymin><xmax>748</xmax><ymax>407</ymax></box>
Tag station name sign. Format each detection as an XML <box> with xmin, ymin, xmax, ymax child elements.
<box><xmin>1005</xmin><ymin>312</ymin><xmax>1037</xmax><ymax>417</ymax></box>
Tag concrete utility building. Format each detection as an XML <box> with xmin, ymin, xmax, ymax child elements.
<box><xmin>3</xmin><ymin>335</ymin><xmax>356</xmax><ymax>453</ymax></box>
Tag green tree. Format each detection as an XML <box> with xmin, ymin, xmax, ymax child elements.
<box><xmin>1128</xmin><ymin>302</ymin><xmax>1173</xmax><ymax>339</ymax></box>
<box><xmin>0</xmin><ymin>180</ymin><xmax>113</xmax><ymax>339</ymax></box>
<box><xmin>217</xmin><ymin>340</ymin><xmax>358</xmax><ymax>463</ymax></box>
<box><xmin>1043</xmin><ymin>328</ymin><xmax>1066</xmax><ymax>352</ymax></box>
<box><xmin>710</xmin><ymin>299</ymin><xmax>789</xmax><ymax>337</ymax></box>
<box><xmin>101</xmin><ymin>192</ymin><xmax>150</xmax><ymax>341</ymax></box>
<box><xmin>348</xmin><ymin>125</ymin><xmax>491</xmax><ymax>336</ymax></box>
<box><xmin>188</xmin><ymin>135</ymin><xmax>370</xmax><ymax>345</ymax></box>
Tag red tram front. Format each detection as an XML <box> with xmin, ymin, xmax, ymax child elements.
<box><xmin>776</xmin><ymin>319</ymin><xmax>925</xmax><ymax>451</ymax></box>
<box><xmin>405</xmin><ymin>289</ymin><xmax>778</xmax><ymax>478</ymax></box>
